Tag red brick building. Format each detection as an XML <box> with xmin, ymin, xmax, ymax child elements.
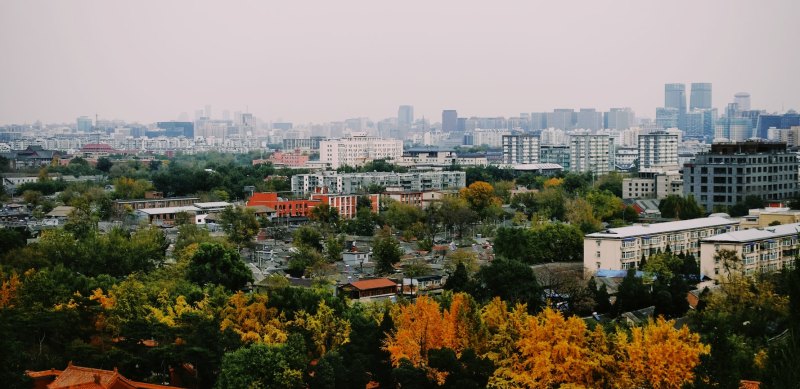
<box><xmin>247</xmin><ymin>190</ymin><xmax>379</xmax><ymax>220</ymax></box>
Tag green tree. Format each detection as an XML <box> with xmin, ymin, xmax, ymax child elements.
<box><xmin>343</xmin><ymin>207</ymin><xmax>378</xmax><ymax>237</ymax></box>
<box><xmin>220</xmin><ymin>206</ymin><xmax>260</xmax><ymax>249</ymax></box>
<box><xmin>383</xmin><ymin>200</ymin><xmax>424</xmax><ymax>231</ymax></box>
<box><xmin>309</xmin><ymin>203</ymin><xmax>340</xmax><ymax>231</ymax></box>
<box><xmin>444</xmin><ymin>262</ymin><xmax>470</xmax><ymax>293</ymax></box>
<box><xmin>95</xmin><ymin>157</ymin><xmax>113</xmax><ymax>173</ymax></box>
<box><xmin>659</xmin><ymin>195</ymin><xmax>704</xmax><ymax>220</ymax></box>
<box><xmin>528</xmin><ymin>223</ymin><xmax>584</xmax><ymax>263</ymax></box>
<box><xmin>594</xmin><ymin>171</ymin><xmax>623</xmax><ymax>197</ymax></box>
<box><xmin>471</xmin><ymin>259</ymin><xmax>542</xmax><ymax>309</ymax></box>
<box><xmin>373</xmin><ymin>227</ymin><xmax>404</xmax><ymax>275</ymax></box>
<box><xmin>215</xmin><ymin>337</ymin><xmax>307</xmax><ymax>389</ymax></box>
<box><xmin>287</xmin><ymin>244</ymin><xmax>326</xmax><ymax>278</ymax></box>
<box><xmin>566</xmin><ymin>198</ymin><xmax>603</xmax><ymax>234</ymax></box>
<box><xmin>585</xmin><ymin>189</ymin><xmax>624</xmax><ymax>222</ymax></box>
<box><xmin>187</xmin><ymin>242</ymin><xmax>253</xmax><ymax>290</ymax></box>
<box><xmin>438</xmin><ymin>197</ymin><xmax>478</xmax><ymax>238</ymax></box>
<box><xmin>293</xmin><ymin>225</ymin><xmax>323</xmax><ymax>252</ymax></box>
<box><xmin>613</xmin><ymin>269</ymin><xmax>652</xmax><ymax>315</ymax></box>
<box><xmin>323</xmin><ymin>234</ymin><xmax>345</xmax><ymax>263</ymax></box>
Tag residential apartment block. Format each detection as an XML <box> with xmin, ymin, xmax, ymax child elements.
<box><xmin>638</xmin><ymin>131</ymin><xmax>679</xmax><ymax>173</ymax></box>
<box><xmin>319</xmin><ymin>134</ymin><xmax>403</xmax><ymax>168</ymax></box>
<box><xmin>290</xmin><ymin>171</ymin><xmax>466</xmax><ymax>196</ymax></box>
<box><xmin>622</xmin><ymin>171</ymin><xmax>683</xmax><ymax>200</ymax></box>
<box><xmin>502</xmin><ymin>134</ymin><xmax>540</xmax><ymax>164</ymax></box>
<box><xmin>539</xmin><ymin>145</ymin><xmax>570</xmax><ymax>170</ymax></box>
<box><xmin>700</xmin><ymin>222</ymin><xmax>799</xmax><ymax>279</ymax></box>
<box><xmin>683</xmin><ymin>141</ymin><xmax>800</xmax><ymax>212</ymax></box>
<box><xmin>584</xmin><ymin>216</ymin><xmax>740</xmax><ymax>272</ymax></box>
<box><xmin>569</xmin><ymin>134</ymin><xmax>613</xmax><ymax>176</ymax></box>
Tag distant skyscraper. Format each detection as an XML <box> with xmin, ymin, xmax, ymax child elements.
<box><xmin>655</xmin><ymin>107</ymin><xmax>679</xmax><ymax>129</ymax></box>
<box><xmin>685</xmin><ymin>110</ymin><xmax>706</xmax><ymax>138</ymax></box>
<box><xmin>398</xmin><ymin>105</ymin><xmax>414</xmax><ymax>132</ymax></box>
<box><xmin>530</xmin><ymin>112</ymin><xmax>547</xmax><ymax>130</ymax></box>
<box><xmin>734</xmin><ymin>92</ymin><xmax>751</xmax><ymax>111</ymax></box>
<box><xmin>665</xmin><ymin>83</ymin><xmax>687</xmax><ymax>130</ymax></box>
<box><xmin>204</xmin><ymin>105</ymin><xmax>212</xmax><ymax>119</ymax></box>
<box><xmin>156</xmin><ymin>121</ymin><xmax>194</xmax><ymax>138</ymax></box>
<box><xmin>76</xmin><ymin>116</ymin><xmax>93</xmax><ymax>132</ymax></box>
<box><xmin>605</xmin><ymin>108</ymin><xmax>635</xmax><ymax>130</ymax></box>
<box><xmin>576</xmin><ymin>109</ymin><xmax>603</xmax><ymax>131</ymax></box>
<box><xmin>665</xmin><ymin>83</ymin><xmax>687</xmax><ymax>112</ymax></box>
<box><xmin>547</xmin><ymin>109</ymin><xmax>575</xmax><ymax>130</ymax></box>
<box><xmin>442</xmin><ymin>110</ymin><xmax>458</xmax><ymax>132</ymax></box>
<box><xmin>715</xmin><ymin>117</ymin><xmax>753</xmax><ymax>141</ymax></box>
<box><xmin>690</xmin><ymin>83</ymin><xmax>712</xmax><ymax>110</ymax></box>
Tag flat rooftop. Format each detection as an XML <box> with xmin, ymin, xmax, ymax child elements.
<box><xmin>702</xmin><ymin>222</ymin><xmax>800</xmax><ymax>243</ymax></box>
<box><xmin>586</xmin><ymin>216</ymin><xmax>738</xmax><ymax>239</ymax></box>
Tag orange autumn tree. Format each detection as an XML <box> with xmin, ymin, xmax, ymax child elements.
<box><xmin>459</xmin><ymin>181</ymin><xmax>501</xmax><ymax>212</ymax></box>
<box><xmin>0</xmin><ymin>270</ymin><xmax>21</xmax><ymax>308</ymax></box>
<box><xmin>385</xmin><ymin>293</ymin><xmax>484</xmax><ymax>369</ymax></box>
<box><xmin>613</xmin><ymin>317</ymin><xmax>710</xmax><ymax>389</ymax></box>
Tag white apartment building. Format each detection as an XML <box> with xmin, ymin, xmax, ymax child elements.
<box><xmin>291</xmin><ymin>171</ymin><xmax>466</xmax><ymax>196</ymax></box>
<box><xmin>569</xmin><ymin>134</ymin><xmax>614</xmax><ymax>176</ymax></box>
<box><xmin>638</xmin><ymin>131</ymin><xmax>679</xmax><ymax>173</ymax></box>
<box><xmin>502</xmin><ymin>134</ymin><xmax>540</xmax><ymax>164</ymax></box>
<box><xmin>473</xmin><ymin>129</ymin><xmax>511</xmax><ymax>148</ymax></box>
<box><xmin>700</xmin><ymin>222</ymin><xmax>799</xmax><ymax>280</ymax></box>
<box><xmin>319</xmin><ymin>134</ymin><xmax>403</xmax><ymax>168</ymax></box>
<box><xmin>622</xmin><ymin>171</ymin><xmax>683</xmax><ymax>200</ymax></box>
<box><xmin>584</xmin><ymin>216</ymin><xmax>740</xmax><ymax>272</ymax></box>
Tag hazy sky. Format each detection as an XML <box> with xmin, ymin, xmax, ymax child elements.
<box><xmin>1</xmin><ymin>0</ymin><xmax>799</xmax><ymax>125</ymax></box>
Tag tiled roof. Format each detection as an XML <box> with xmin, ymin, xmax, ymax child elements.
<box><xmin>28</xmin><ymin>364</ymin><xmax>181</xmax><ymax>389</ymax></box>
<box><xmin>348</xmin><ymin>278</ymin><xmax>397</xmax><ymax>290</ymax></box>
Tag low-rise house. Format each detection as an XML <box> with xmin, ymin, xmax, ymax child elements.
<box><xmin>136</xmin><ymin>206</ymin><xmax>199</xmax><ymax>226</ymax></box>
<box><xmin>44</xmin><ymin>205</ymin><xmax>75</xmax><ymax>226</ymax></box>
<box><xmin>247</xmin><ymin>205</ymin><xmax>277</xmax><ymax>221</ymax></box>
<box><xmin>339</xmin><ymin>278</ymin><xmax>398</xmax><ymax>301</ymax></box>
<box><xmin>401</xmin><ymin>274</ymin><xmax>447</xmax><ymax>296</ymax></box>
<box><xmin>194</xmin><ymin>201</ymin><xmax>232</xmax><ymax>213</ymax></box>
<box><xmin>114</xmin><ymin>196</ymin><xmax>199</xmax><ymax>212</ymax></box>
<box><xmin>342</xmin><ymin>249</ymin><xmax>371</xmax><ymax>267</ymax></box>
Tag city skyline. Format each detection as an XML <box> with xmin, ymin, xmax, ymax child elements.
<box><xmin>1</xmin><ymin>0</ymin><xmax>799</xmax><ymax>125</ymax></box>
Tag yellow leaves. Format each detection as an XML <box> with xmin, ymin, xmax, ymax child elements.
<box><xmin>479</xmin><ymin>300</ymin><xmax>710</xmax><ymax>389</ymax></box>
<box><xmin>459</xmin><ymin>181</ymin><xmax>502</xmax><ymax>211</ymax></box>
<box><xmin>146</xmin><ymin>291</ymin><xmax>213</xmax><ymax>327</ymax></box>
<box><xmin>543</xmin><ymin>177</ymin><xmax>564</xmax><ymax>188</ymax></box>
<box><xmin>292</xmin><ymin>300</ymin><xmax>351</xmax><ymax>356</ymax></box>
<box><xmin>220</xmin><ymin>291</ymin><xmax>287</xmax><ymax>344</ymax></box>
<box><xmin>490</xmin><ymin>307</ymin><xmax>607</xmax><ymax>388</ymax></box>
<box><xmin>54</xmin><ymin>298</ymin><xmax>79</xmax><ymax>311</ymax></box>
<box><xmin>0</xmin><ymin>270</ymin><xmax>21</xmax><ymax>309</ymax></box>
<box><xmin>89</xmin><ymin>288</ymin><xmax>116</xmax><ymax>309</ymax></box>
<box><xmin>613</xmin><ymin>317</ymin><xmax>710</xmax><ymax>389</ymax></box>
